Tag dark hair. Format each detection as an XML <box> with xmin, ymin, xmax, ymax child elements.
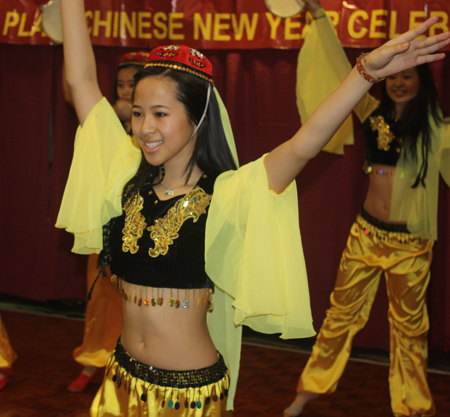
<box><xmin>112</xmin><ymin>63</ymin><xmax>143</xmax><ymax>103</ymax></box>
<box><xmin>125</xmin><ymin>66</ymin><xmax>237</xmax><ymax>197</ymax></box>
<box><xmin>97</xmin><ymin>67</ymin><xmax>237</xmax><ymax>274</ymax></box>
<box><xmin>377</xmin><ymin>63</ymin><xmax>442</xmax><ymax>187</ymax></box>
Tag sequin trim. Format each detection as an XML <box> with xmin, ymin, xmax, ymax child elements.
<box><xmin>108</xmin><ymin>338</ymin><xmax>229</xmax><ymax>389</ymax></box>
<box><xmin>369</xmin><ymin>115</ymin><xmax>396</xmax><ymax>151</ymax></box>
<box><xmin>362</xmin><ymin>161</ymin><xmax>395</xmax><ymax>176</ymax></box>
<box><xmin>189</xmin><ymin>57</ymin><xmax>206</xmax><ymax>69</ymax></box>
<box><xmin>122</xmin><ymin>193</ymin><xmax>147</xmax><ymax>254</ymax></box>
<box><xmin>144</xmin><ymin>62</ymin><xmax>214</xmax><ymax>85</ymax></box>
<box><xmin>156</xmin><ymin>51</ymin><xmax>178</xmax><ymax>59</ymax></box>
<box><xmin>161</xmin><ymin>45</ymin><xmax>181</xmax><ymax>51</ymax></box>
<box><xmin>148</xmin><ymin>187</ymin><xmax>212</xmax><ymax>258</ymax></box>
<box><xmin>189</xmin><ymin>48</ymin><xmax>206</xmax><ymax>60</ymax></box>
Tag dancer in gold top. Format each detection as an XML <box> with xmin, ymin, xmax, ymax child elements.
<box><xmin>285</xmin><ymin>1</ymin><xmax>450</xmax><ymax>416</ymax></box>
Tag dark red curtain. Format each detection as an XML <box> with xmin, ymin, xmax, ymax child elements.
<box><xmin>1</xmin><ymin>43</ymin><xmax>449</xmax><ymax>351</ymax></box>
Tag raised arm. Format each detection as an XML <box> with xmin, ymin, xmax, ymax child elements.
<box><xmin>61</xmin><ymin>0</ymin><xmax>102</xmax><ymax>124</ymax></box>
<box><xmin>299</xmin><ymin>0</ymin><xmax>378</xmax><ymax>125</ymax></box>
<box><xmin>264</xmin><ymin>16</ymin><xmax>450</xmax><ymax>193</ymax></box>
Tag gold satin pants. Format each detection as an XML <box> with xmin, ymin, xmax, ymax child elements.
<box><xmin>90</xmin><ymin>339</ymin><xmax>230</xmax><ymax>416</ymax></box>
<box><xmin>73</xmin><ymin>254</ymin><xmax>123</xmax><ymax>368</ymax></box>
<box><xmin>0</xmin><ymin>313</ymin><xmax>17</xmax><ymax>368</ymax></box>
<box><xmin>297</xmin><ymin>212</ymin><xmax>435</xmax><ymax>417</ymax></box>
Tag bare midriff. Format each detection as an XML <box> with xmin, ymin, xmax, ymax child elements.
<box><xmin>120</xmin><ymin>285</ymin><xmax>218</xmax><ymax>371</ymax></box>
<box><xmin>363</xmin><ymin>163</ymin><xmax>405</xmax><ymax>224</ymax></box>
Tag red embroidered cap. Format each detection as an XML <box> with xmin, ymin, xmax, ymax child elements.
<box><xmin>119</xmin><ymin>51</ymin><xmax>152</xmax><ymax>67</ymax></box>
<box><xmin>144</xmin><ymin>45</ymin><xmax>214</xmax><ymax>85</ymax></box>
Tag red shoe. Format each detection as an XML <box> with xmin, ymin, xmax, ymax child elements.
<box><xmin>0</xmin><ymin>368</ymin><xmax>12</xmax><ymax>390</ymax></box>
<box><xmin>67</xmin><ymin>368</ymin><xmax>103</xmax><ymax>392</ymax></box>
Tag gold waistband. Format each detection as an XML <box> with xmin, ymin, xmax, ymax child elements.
<box><xmin>355</xmin><ymin>210</ymin><xmax>419</xmax><ymax>244</ymax></box>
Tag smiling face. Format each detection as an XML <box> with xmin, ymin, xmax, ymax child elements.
<box><xmin>116</xmin><ymin>67</ymin><xmax>138</xmax><ymax>102</ymax></box>
<box><xmin>131</xmin><ymin>76</ymin><xmax>196</xmax><ymax>169</ymax></box>
<box><xmin>385</xmin><ymin>68</ymin><xmax>420</xmax><ymax>115</ymax></box>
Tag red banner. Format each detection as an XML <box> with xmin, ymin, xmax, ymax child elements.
<box><xmin>1</xmin><ymin>0</ymin><xmax>449</xmax><ymax>49</ymax></box>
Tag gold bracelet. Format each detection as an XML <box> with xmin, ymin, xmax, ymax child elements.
<box><xmin>356</xmin><ymin>52</ymin><xmax>385</xmax><ymax>84</ymax></box>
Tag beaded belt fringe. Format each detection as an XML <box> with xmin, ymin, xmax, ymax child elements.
<box><xmin>106</xmin><ymin>338</ymin><xmax>230</xmax><ymax>410</ymax></box>
<box><xmin>110</xmin><ymin>275</ymin><xmax>214</xmax><ymax>311</ymax></box>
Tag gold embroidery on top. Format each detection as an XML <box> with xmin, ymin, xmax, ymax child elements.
<box><xmin>122</xmin><ymin>192</ymin><xmax>147</xmax><ymax>254</ymax></box>
<box><xmin>147</xmin><ymin>187</ymin><xmax>212</xmax><ymax>258</ymax></box>
<box><xmin>369</xmin><ymin>115</ymin><xmax>396</xmax><ymax>151</ymax></box>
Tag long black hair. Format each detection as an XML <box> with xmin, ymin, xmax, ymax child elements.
<box><xmin>97</xmin><ymin>66</ymin><xmax>237</xmax><ymax>273</ymax></box>
<box><xmin>376</xmin><ymin>63</ymin><xmax>442</xmax><ymax>187</ymax></box>
<box><xmin>124</xmin><ymin>66</ymin><xmax>237</xmax><ymax>200</ymax></box>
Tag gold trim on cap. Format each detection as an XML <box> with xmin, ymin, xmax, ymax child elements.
<box><xmin>144</xmin><ymin>62</ymin><xmax>214</xmax><ymax>85</ymax></box>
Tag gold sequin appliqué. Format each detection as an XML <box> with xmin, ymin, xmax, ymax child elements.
<box><xmin>148</xmin><ymin>187</ymin><xmax>212</xmax><ymax>258</ymax></box>
<box><xmin>122</xmin><ymin>193</ymin><xmax>147</xmax><ymax>254</ymax></box>
<box><xmin>369</xmin><ymin>115</ymin><xmax>396</xmax><ymax>151</ymax></box>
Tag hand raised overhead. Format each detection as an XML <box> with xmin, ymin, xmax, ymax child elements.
<box><xmin>363</xmin><ymin>16</ymin><xmax>450</xmax><ymax>80</ymax></box>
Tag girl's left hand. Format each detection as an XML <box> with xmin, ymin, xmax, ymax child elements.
<box><xmin>364</xmin><ymin>16</ymin><xmax>450</xmax><ymax>79</ymax></box>
<box><xmin>113</xmin><ymin>99</ymin><xmax>132</xmax><ymax>122</ymax></box>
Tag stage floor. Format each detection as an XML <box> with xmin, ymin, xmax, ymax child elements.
<box><xmin>0</xmin><ymin>307</ymin><xmax>449</xmax><ymax>417</ymax></box>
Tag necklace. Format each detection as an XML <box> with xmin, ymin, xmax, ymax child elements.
<box><xmin>160</xmin><ymin>180</ymin><xmax>196</xmax><ymax>196</ymax></box>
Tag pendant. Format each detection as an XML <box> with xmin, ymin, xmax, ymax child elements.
<box><xmin>164</xmin><ymin>188</ymin><xmax>175</xmax><ymax>196</ymax></box>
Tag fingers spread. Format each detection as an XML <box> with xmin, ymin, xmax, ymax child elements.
<box><xmin>385</xmin><ymin>16</ymin><xmax>440</xmax><ymax>47</ymax></box>
<box><xmin>416</xmin><ymin>52</ymin><xmax>446</xmax><ymax>66</ymax></box>
<box><xmin>409</xmin><ymin>16</ymin><xmax>440</xmax><ymax>39</ymax></box>
<box><xmin>414</xmin><ymin>31</ymin><xmax>450</xmax><ymax>55</ymax></box>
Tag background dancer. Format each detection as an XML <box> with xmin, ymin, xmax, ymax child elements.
<box><xmin>285</xmin><ymin>1</ymin><xmax>450</xmax><ymax>416</ymax></box>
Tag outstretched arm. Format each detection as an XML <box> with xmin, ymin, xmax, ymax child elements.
<box><xmin>264</xmin><ymin>16</ymin><xmax>450</xmax><ymax>193</ymax></box>
<box><xmin>61</xmin><ymin>0</ymin><xmax>102</xmax><ymax>125</ymax></box>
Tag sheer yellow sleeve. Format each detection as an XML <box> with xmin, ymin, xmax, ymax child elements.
<box><xmin>205</xmin><ymin>155</ymin><xmax>315</xmax><ymax>409</ymax></box>
<box><xmin>55</xmin><ymin>98</ymin><xmax>141</xmax><ymax>254</ymax></box>
<box><xmin>390</xmin><ymin>115</ymin><xmax>450</xmax><ymax>240</ymax></box>
<box><xmin>297</xmin><ymin>13</ymin><xmax>378</xmax><ymax>154</ymax></box>
<box><xmin>437</xmin><ymin>118</ymin><xmax>450</xmax><ymax>187</ymax></box>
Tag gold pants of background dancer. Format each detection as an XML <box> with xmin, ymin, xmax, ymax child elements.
<box><xmin>73</xmin><ymin>254</ymin><xmax>123</xmax><ymax>368</ymax></box>
<box><xmin>0</xmin><ymin>313</ymin><xmax>17</xmax><ymax>368</ymax></box>
<box><xmin>297</xmin><ymin>211</ymin><xmax>435</xmax><ymax>417</ymax></box>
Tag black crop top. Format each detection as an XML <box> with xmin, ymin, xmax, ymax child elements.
<box><xmin>109</xmin><ymin>172</ymin><xmax>218</xmax><ymax>289</ymax></box>
<box><xmin>363</xmin><ymin>111</ymin><xmax>403</xmax><ymax>166</ymax></box>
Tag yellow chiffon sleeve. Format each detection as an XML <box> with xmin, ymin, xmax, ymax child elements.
<box><xmin>55</xmin><ymin>98</ymin><xmax>141</xmax><ymax>254</ymax></box>
<box><xmin>390</xmin><ymin>115</ymin><xmax>450</xmax><ymax>240</ymax></box>
<box><xmin>297</xmin><ymin>13</ymin><xmax>378</xmax><ymax>154</ymax></box>
<box><xmin>205</xmin><ymin>155</ymin><xmax>315</xmax><ymax>409</ymax></box>
<box><xmin>437</xmin><ymin>118</ymin><xmax>450</xmax><ymax>187</ymax></box>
